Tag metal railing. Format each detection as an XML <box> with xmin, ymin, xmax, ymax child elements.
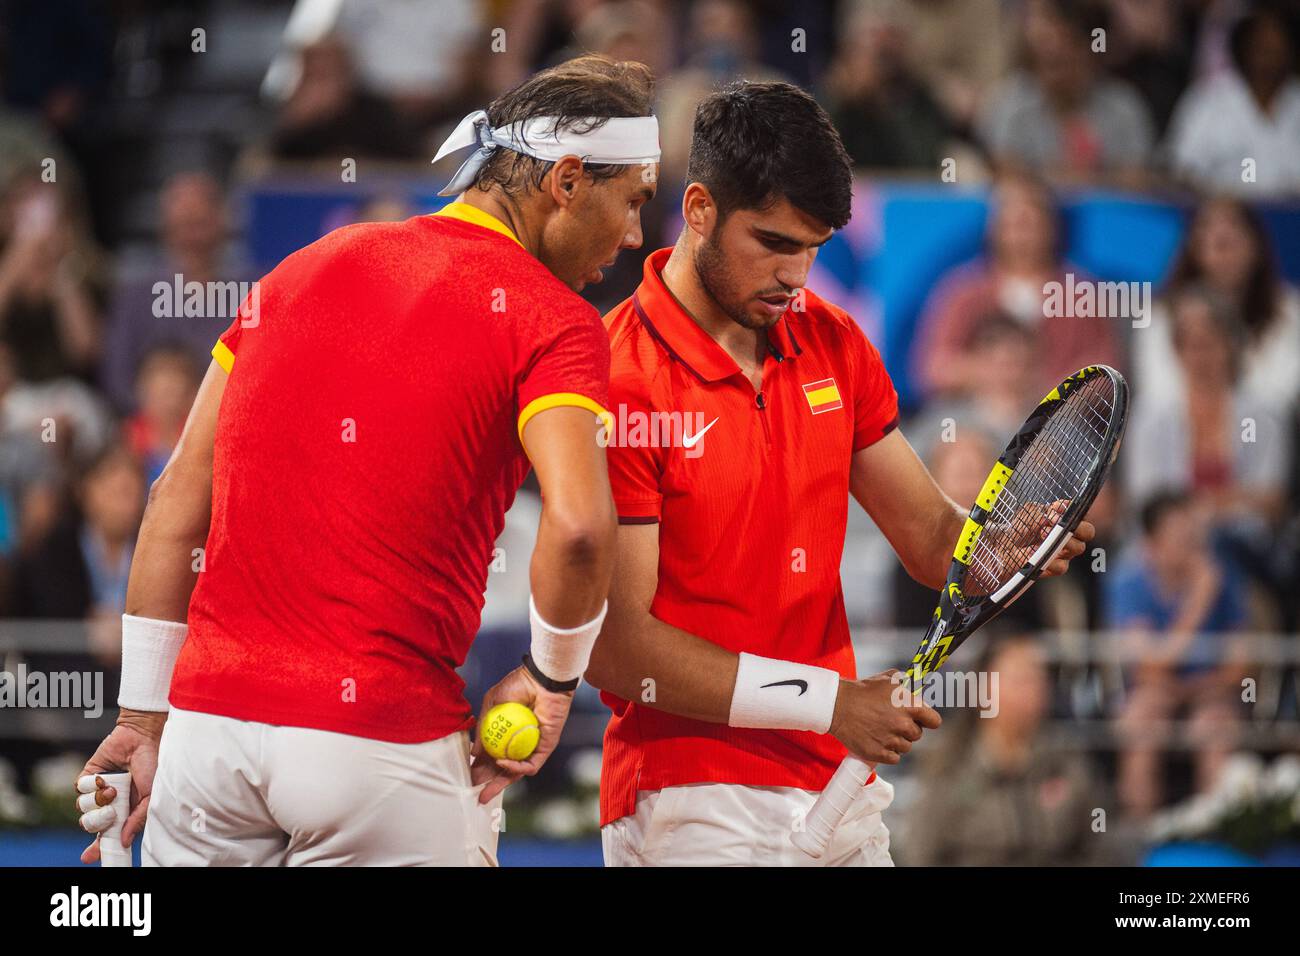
<box><xmin>0</xmin><ymin>621</ymin><xmax>1297</xmax><ymax>750</ymax></box>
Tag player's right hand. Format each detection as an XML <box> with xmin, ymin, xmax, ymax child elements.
<box><xmin>75</xmin><ymin>710</ymin><xmax>165</xmax><ymax>864</ymax></box>
<box><xmin>828</xmin><ymin>669</ymin><xmax>941</xmax><ymax>765</ymax></box>
<box><xmin>469</xmin><ymin>665</ymin><xmax>574</xmax><ymax>804</ymax></box>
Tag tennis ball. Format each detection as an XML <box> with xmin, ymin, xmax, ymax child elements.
<box><xmin>480</xmin><ymin>702</ymin><xmax>540</xmax><ymax>761</ymax></box>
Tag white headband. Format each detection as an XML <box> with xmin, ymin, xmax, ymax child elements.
<box><xmin>432</xmin><ymin>109</ymin><xmax>660</xmax><ymax>197</ymax></box>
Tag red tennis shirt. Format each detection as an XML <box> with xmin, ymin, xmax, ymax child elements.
<box><xmin>170</xmin><ymin>203</ymin><xmax>610</xmax><ymax>743</ymax></box>
<box><xmin>599</xmin><ymin>247</ymin><xmax>899</xmax><ymax>824</ymax></box>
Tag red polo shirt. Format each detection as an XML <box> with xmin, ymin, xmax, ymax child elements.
<box><xmin>598</xmin><ymin>247</ymin><xmax>899</xmax><ymax>824</ymax></box>
<box><xmin>171</xmin><ymin>204</ymin><xmax>610</xmax><ymax>743</ymax></box>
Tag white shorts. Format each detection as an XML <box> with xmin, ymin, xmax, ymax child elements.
<box><xmin>142</xmin><ymin>707</ymin><xmax>501</xmax><ymax>866</ymax></box>
<box><xmin>601</xmin><ymin>775</ymin><xmax>895</xmax><ymax>867</ymax></box>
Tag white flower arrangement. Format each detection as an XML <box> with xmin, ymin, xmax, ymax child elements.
<box><xmin>1149</xmin><ymin>754</ymin><xmax>1300</xmax><ymax>855</ymax></box>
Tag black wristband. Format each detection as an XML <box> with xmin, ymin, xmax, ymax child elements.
<box><xmin>522</xmin><ymin>652</ymin><xmax>581</xmax><ymax>693</ymax></box>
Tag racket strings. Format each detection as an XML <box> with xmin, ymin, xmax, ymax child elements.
<box><xmin>964</xmin><ymin>376</ymin><xmax>1116</xmax><ymax>597</ymax></box>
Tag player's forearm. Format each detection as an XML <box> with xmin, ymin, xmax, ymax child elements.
<box><xmin>529</xmin><ymin>500</ymin><xmax>617</xmax><ymax>627</ymax></box>
<box><xmin>850</xmin><ymin>434</ymin><xmax>963</xmax><ymax>590</ymax></box>
<box><xmin>585</xmin><ymin>610</ymin><xmax>739</xmax><ymax>723</ymax></box>
<box><xmin>124</xmin><ymin>468</ymin><xmax>212</xmax><ymax>623</ymax></box>
<box><xmin>912</xmin><ymin>499</ymin><xmax>964</xmax><ymax>590</ymax></box>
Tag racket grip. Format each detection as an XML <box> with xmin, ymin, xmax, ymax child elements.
<box><xmin>98</xmin><ymin>772</ymin><xmax>133</xmax><ymax>867</ymax></box>
<box><xmin>792</xmin><ymin>756</ymin><xmax>874</xmax><ymax>858</ymax></box>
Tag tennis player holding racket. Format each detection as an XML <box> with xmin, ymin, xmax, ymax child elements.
<box><xmin>587</xmin><ymin>82</ymin><xmax>1098</xmax><ymax>867</ymax></box>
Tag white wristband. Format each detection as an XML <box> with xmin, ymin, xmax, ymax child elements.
<box><xmin>728</xmin><ymin>652</ymin><xmax>841</xmax><ymax>733</ymax></box>
<box><xmin>118</xmin><ymin>614</ymin><xmax>188</xmax><ymax>712</ymax></box>
<box><xmin>528</xmin><ymin>596</ymin><xmax>607</xmax><ymax>684</ymax></box>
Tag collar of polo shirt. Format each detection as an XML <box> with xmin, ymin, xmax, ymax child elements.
<box><xmin>629</xmin><ymin>248</ymin><xmax>803</xmax><ymax>384</ymax></box>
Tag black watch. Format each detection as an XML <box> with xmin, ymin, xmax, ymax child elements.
<box><xmin>522</xmin><ymin>652</ymin><xmax>581</xmax><ymax>693</ymax></box>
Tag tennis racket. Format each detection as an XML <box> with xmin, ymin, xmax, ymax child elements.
<box><xmin>792</xmin><ymin>364</ymin><xmax>1129</xmax><ymax>858</ymax></box>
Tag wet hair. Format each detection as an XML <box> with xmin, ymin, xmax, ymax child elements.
<box><xmin>473</xmin><ymin>55</ymin><xmax>655</xmax><ymax>196</ymax></box>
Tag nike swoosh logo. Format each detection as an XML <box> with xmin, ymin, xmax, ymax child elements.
<box><xmin>761</xmin><ymin>679</ymin><xmax>809</xmax><ymax>695</ymax></box>
<box><xmin>682</xmin><ymin>416</ymin><xmax>719</xmax><ymax>449</ymax></box>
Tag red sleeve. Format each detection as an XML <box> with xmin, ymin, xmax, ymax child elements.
<box><xmin>211</xmin><ymin>288</ymin><xmax>261</xmax><ymax>373</ymax></box>
<box><xmin>605</xmin><ymin>373</ymin><xmax>665</xmax><ymax>523</ymax></box>
<box><xmin>516</xmin><ymin>309</ymin><xmax>612</xmax><ymax>443</ymax></box>
<box><xmin>848</xmin><ymin>322</ymin><xmax>900</xmax><ymax>452</ymax></box>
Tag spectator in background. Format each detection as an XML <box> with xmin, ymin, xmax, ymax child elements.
<box><xmin>123</xmin><ymin>344</ymin><xmax>200</xmax><ymax>487</ymax></box>
<box><xmin>1109</xmin><ymin>490</ymin><xmax>1248</xmax><ymax>817</ymax></box>
<box><xmin>0</xmin><ymin>342</ymin><xmax>60</xmax><ymax>589</ymax></box>
<box><xmin>11</xmin><ymin>443</ymin><xmax>145</xmax><ymax>667</ymax></box>
<box><xmin>101</xmin><ymin>172</ymin><xmax>246</xmax><ymax>413</ymax></box>
<box><xmin>655</xmin><ymin>0</ymin><xmax>790</xmax><ymax>184</ymax></box>
<box><xmin>891</xmin><ymin>423</ymin><xmax>1048</xmax><ymax>633</ymax></box>
<box><xmin>887</xmin><ymin>0</ymin><xmax>1013</xmax><ymax>131</ymax></box>
<box><xmin>0</xmin><ymin>352</ymin><xmax>114</xmax><ymax>467</ymax></box>
<box><xmin>1128</xmin><ymin>284</ymin><xmax>1291</xmax><ymax>622</ymax></box>
<box><xmin>331</xmin><ymin>0</ymin><xmax>482</xmax><ymax>128</ymax></box>
<box><xmin>485</xmin><ymin>0</ymin><xmax>628</xmax><ymax>94</ymax></box>
<box><xmin>823</xmin><ymin>1</ymin><xmax>956</xmax><ymax>171</ymax></box>
<box><xmin>0</xmin><ymin>177</ymin><xmax>112</xmax><ymax>465</ymax></box>
<box><xmin>910</xmin><ymin>174</ymin><xmax>1121</xmax><ymax>401</ymax></box>
<box><xmin>0</xmin><ymin>0</ymin><xmax>113</xmax><ymax>240</ymax></box>
<box><xmin>270</xmin><ymin>36</ymin><xmax>424</xmax><ymax>161</ymax></box>
<box><xmin>0</xmin><ymin>176</ymin><xmax>104</xmax><ymax>383</ymax></box>
<box><xmin>571</xmin><ymin>1</ymin><xmax>671</xmax><ymax>85</ymax></box>
<box><xmin>1106</xmin><ymin>0</ymin><xmax>1196</xmax><ymax>136</ymax></box>
<box><xmin>1166</xmin><ymin>5</ymin><xmax>1300</xmax><ymax>198</ymax></box>
<box><xmin>911</xmin><ymin>313</ymin><xmax>1040</xmax><ymax>443</ymax></box>
<box><xmin>1189</xmin><ymin>0</ymin><xmax>1255</xmax><ymax>82</ymax></box>
<box><xmin>902</xmin><ymin>633</ymin><xmax>1113</xmax><ymax>865</ymax></box>
<box><xmin>0</xmin><ymin>107</ymin><xmax>73</xmax><ymax>206</ymax></box>
<box><xmin>1127</xmin><ymin>285</ymin><xmax>1290</xmax><ymax>527</ymax></box>
<box><xmin>979</xmin><ymin>0</ymin><xmax>1155</xmax><ymax>186</ymax></box>
<box><xmin>1136</xmin><ymin>197</ymin><xmax>1300</xmax><ymax>411</ymax></box>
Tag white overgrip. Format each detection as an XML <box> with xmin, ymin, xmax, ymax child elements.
<box><xmin>97</xmin><ymin>771</ymin><xmax>133</xmax><ymax>867</ymax></box>
<box><xmin>792</xmin><ymin>756</ymin><xmax>875</xmax><ymax>857</ymax></box>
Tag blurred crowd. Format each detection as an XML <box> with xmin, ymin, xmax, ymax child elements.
<box><xmin>1</xmin><ymin>0</ymin><xmax>1298</xmax><ymax>862</ymax></box>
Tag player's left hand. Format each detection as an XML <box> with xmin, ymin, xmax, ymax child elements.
<box><xmin>1037</xmin><ymin>501</ymin><xmax>1095</xmax><ymax>579</ymax></box>
<box><xmin>469</xmin><ymin>665</ymin><xmax>574</xmax><ymax>804</ymax></box>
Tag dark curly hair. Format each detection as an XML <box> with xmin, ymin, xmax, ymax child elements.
<box><xmin>687</xmin><ymin>81</ymin><xmax>854</xmax><ymax>230</ymax></box>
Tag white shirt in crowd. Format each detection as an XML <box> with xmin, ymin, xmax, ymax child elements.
<box><xmin>1132</xmin><ymin>286</ymin><xmax>1300</xmax><ymax>411</ymax></box>
<box><xmin>1166</xmin><ymin>72</ymin><xmax>1300</xmax><ymax>197</ymax></box>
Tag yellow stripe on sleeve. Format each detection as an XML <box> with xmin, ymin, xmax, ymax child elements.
<box><xmin>212</xmin><ymin>339</ymin><xmax>235</xmax><ymax>373</ymax></box>
<box><xmin>517</xmin><ymin>392</ymin><xmax>614</xmax><ymax>445</ymax></box>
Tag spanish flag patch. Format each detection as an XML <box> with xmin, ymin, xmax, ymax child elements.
<box><xmin>803</xmin><ymin>378</ymin><xmax>843</xmax><ymax>415</ymax></box>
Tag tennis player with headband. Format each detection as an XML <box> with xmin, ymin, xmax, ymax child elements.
<box><xmin>75</xmin><ymin>55</ymin><xmax>659</xmax><ymax>866</ymax></box>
